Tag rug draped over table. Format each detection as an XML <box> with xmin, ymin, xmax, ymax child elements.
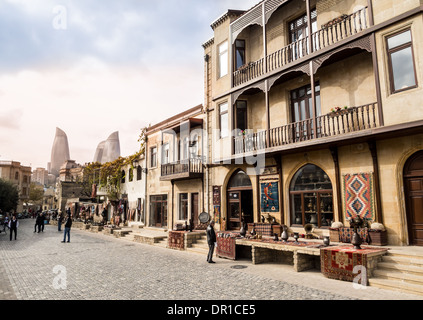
<box><xmin>320</xmin><ymin>246</ymin><xmax>386</xmax><ymax>283</ymax></box>
<box><xmin>216</xmin><ymin>233</ymin><xmax>237</xmax><ymax>260</ymax></box>
<box><xmin>168</xmin><ymin>231</ymin><xmax>185</xmax><ymax>250</ymax></box>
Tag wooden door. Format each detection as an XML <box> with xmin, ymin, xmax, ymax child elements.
<box><xmin>228</xmin><ymin>191</ymin><xmax>242</xmax><ymax>230</ymax></box>
<box><xmin>191</xmin><ymin>193</ymin><xmax>199</xmax><ymax>228</ymax></box>
<box><xmin>405</xmin><ymin>151</ymin><xmax>423</xmax><ymax>246</ymax></box>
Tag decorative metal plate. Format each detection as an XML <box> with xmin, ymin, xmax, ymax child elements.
<box><xmin>199</xmin><ymin>212</ymin><xmax>210</xmax><ymax>224</ymax></box>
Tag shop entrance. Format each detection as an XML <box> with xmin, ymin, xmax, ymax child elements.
<box><xmin>404</xmin><ymin>151</ymin><xmax>423</xmax><ymax>246</ymax></box>
<box><xmin>227</xmin><ymin>170</ymin><xmax>254</xmax><ymax>230</ymax></box>
<box><xmin>149</xmin><ymin>195</ymin><xmax>168</xmax><ymax>228</ymax></box>
<box><xmin>191</xmin><ymin>193</ymin><xmax>199</xmax><ymax>228</ymax></box>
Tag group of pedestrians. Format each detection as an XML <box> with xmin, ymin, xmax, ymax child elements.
<box><xmin>1</xmin><ymin>209</ymin><xmax>72</xmax><ymax>244</ymax></box>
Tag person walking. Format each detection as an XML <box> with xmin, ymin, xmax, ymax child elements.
<box><xmin>40</xmin><ymin>211</ymin><xmax>45</xmax><ymax>232</ymax></box>
<box><xmin>62</xmin><ymin>214</ymin><xmax>72</xmax><ymax>243</ymax></box>
<box><xmin>101</xmin><ymin>207</ymin><xmax>107</xmax><ymax>225</ymax></box>
<box><xmin>57</xmin><ymin>212</ymin><xmax>63</xmax><ymax>232</ymax></box>
<box><xmin>8</xmin><ymin>215</ymin><xmax>19</xmax><ymax>241</ymax></box>
<box><xmin>206</xmin><ymin>220</ymin><xmax>217</xmax><ymax>263</ymax></box>
<box><xmin>34</xmin><ymin>211</ymin><xmax>41</xmax><ymax>233</ymax></box>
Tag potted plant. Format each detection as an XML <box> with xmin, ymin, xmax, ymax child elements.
<box><xmin>329</xmin><ymin>106</ymin><xmax>349</xmax><ymax>117</ymax></box>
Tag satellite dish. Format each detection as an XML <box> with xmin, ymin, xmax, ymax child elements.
<box><xmin>199</xmin><ymin>212</ymin><xmax>210</xmax><ymax>224</ymax></box>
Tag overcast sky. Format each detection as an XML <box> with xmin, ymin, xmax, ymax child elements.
<box><xmin>0</xmin><ymin>0</ymin><xmax>259</xmax><ymax>169</ymax></box>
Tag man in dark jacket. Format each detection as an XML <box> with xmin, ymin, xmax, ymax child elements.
<box><xmin>9</xmin><ymin>215</ymin><xmax>19</xmax><ymax>241</ymax></box>
<box><xmin>34</xmin><ymin>211</ymin><xmax>43</xmax><ymax>233</ymax></box>
<box><xmin>57</xmin><ymin>212</ymin><xmax>63</xmax><ymax>232</ymax></box>
<box><xmin>61</xmin><ymin>214</ymin><xmax>72</xmax><ymax>243</ymax></box>
<box><xmin>206</xmin><ymin>220</ymin><xmax>217</xmax><ymax>263</ymax></box>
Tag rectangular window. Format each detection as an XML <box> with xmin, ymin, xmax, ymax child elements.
<box><xmin>150</xmin><ymin>146</ymin><xmax>157</xmax><ymax>168</ymax></box>
<box><xmin>162</xmin><ymin>143</ymin><xmax>169</xmax><ymax>164</ymax></box>
<box><xmin>235</xmin><ymin>39</ymin><xmax>245</xmax><ymax>70</ymax></box>
<box><xmin>235</xmin><ymin>100</ymin><xmax>247</xmax><ymax>132</ymax></box>
<box><xmin>150</xmin><ymin>195</ymin><xmax>167</xmax><ymax>227</ymax></box>
<box><xmin>387</xmin><ymin>29</ymin><xmax>417</xmax><ymax>93</ymax></box>
<box><xmin>136</xmin><ymin>166</ymin><xmax>142</xmax><ymax>181</ymax></box>
<box><xmin>290</xmin><ymin>83</ymin><xmax>321</xmax><ymax>140</ymax></box>
<box><xmin>219</xmin><ymin>102</ymin><xmax>229</xmax><ymax>138</ymax></box>
<box><xmin>218</xmin><ymin>41</ymin><xmax>229</xmax><ymax>78</ymax></box>
<box><xmin>289</xmin><ymin>9</ymin><xmax>317</xmax><ymax>59</ymax></box>
<box><xmin>179</xmin><ymin>193</ymin><xmax>188</xmax><ymax>220</ymax></box>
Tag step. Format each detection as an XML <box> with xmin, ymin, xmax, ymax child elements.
<box><xmin>373</xmin><ymin>269</ymin><xmax>423</xmax><ymax>286</ymax></box>
<box><xmin>369</xmin><ymin>278</ymin><xmax>423</xmax><ymax>296</ymax></box>
<box><xmin>186</xmin><ymin>247</ymin><xmax>215</xmax><ymax>256</ymax></box>
<box><xmin>377</xmin><ymin>262</ymin><xmax>423</xmax><ymax>276</ymax></box>
<box><xmin>382</xmin><ymin>255</ymin><xmax>423</xmax><ymax>267</ymax></box>
<box><xmin>154</xmin><ymin>239</ymin><xmax>168</xmax><ymax>248</ymax></box>
<box><xmin>190</xmin><ymin>243</ymin><xmax>209</xmax><ymax>250</ymax></box>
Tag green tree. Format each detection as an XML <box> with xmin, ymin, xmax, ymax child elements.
<box><xmin>29</xmin><ymin>183</ymin><xmax>44</xmax><ymax>206</ymax></box>
<box><xmin>0</xmin><ymin>179</ymin><xmax>19</xmax><ymax>212</ymax></box>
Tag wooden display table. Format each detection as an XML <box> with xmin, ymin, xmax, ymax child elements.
<box><xmin>236</xmin><ymin>238</ymin><xmax>324</xmax><ymax>272</ymax></box>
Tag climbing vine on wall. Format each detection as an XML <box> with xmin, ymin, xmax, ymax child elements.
<box><xmin>83</xmin><ymin>126</ymin><xmax>147</xmax><ymax>200</ymax></box>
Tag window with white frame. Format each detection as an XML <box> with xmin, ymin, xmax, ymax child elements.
<box><xmin>386</xmin><ymin>28</ymin><xmax>418</xmax><ymax>93</ymax></box>
<box><xmin>219</xmin><ymin>102</ymin><xmax>229</xmax><ymax>138</ymax></box>
<box><xmin>218</xmin><ymin>41</ymin><xmax>229</xmax><ymax>78</ymax></box>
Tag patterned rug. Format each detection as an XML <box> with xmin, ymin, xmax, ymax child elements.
<box><xmin>321</xmin><ymin>246</ymin><xmax>387</xmax><ymax>283</ymax></box>
<box><xmin>168</xmin><ymin>231</ymin><xmax>185</xmax><ymax>250</ymax></box>
<box><xmin>216</xmin><ymin>234</ymin><xmax>237</xmax><ymax>260</ymax></box>
<box><xmin>343</xmin><ymin>173</ymin><xmax>375</xmax><ymax>220</ymax></box>
<box><xmin>338</xmin><ymin>227</ymin><xmax>370</xmax><ymax>244</ymax></box>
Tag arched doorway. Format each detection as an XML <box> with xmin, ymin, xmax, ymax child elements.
<box><xmin>404</xmin><ymin>151</ymin><xmax>423</xmax><ymax>246</ymax></box>
<box><xmin>227</xmin><ymin>170</ymin><xmax>254</xmax><ymax>230</ymax></box>
<box><xmin>290</xmin><ymin>164</ymin><xmax>334</xmax><ymax>228</ymax></box>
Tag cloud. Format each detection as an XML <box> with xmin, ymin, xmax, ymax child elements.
<box><xmin>0</xmin><ymin>108</ymin><xmax>23</xmax><ymax>130</ymax></box>
<box><xmin>0</xmin><ymin>0</ymin><xmax>261</xmax><ymax>168</ymax></box>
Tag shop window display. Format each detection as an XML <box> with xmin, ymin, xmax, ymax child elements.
<box><xmin>290</xmin><ymin>164</ymin><xmax>333</xmax><ymax>228</ymax></box>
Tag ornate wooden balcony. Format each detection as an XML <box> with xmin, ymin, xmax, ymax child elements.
<box><xmin>233</xmin><ymin>7</ymin><xmax>369</xmax><ymax>87</ymax></box>
<box><xmin>160</xmin><ymin>158</ymin><xmax>203</xmax><ymax>181</ymax></box>
<box><xmin>234</xmin><ymin>102</ymin><xmax>379</xmax><ymax>155</ymax></box>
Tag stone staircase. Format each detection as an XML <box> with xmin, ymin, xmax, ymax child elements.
<box><xmin>369</xmin><ymin>250</ymin><xmax>423</xmax><ymax>296</ymax></box>
<box><xmin>186</xmin><ymin>234</ymin><xmax>216</xmax><ymax>259</ymax></box>
<box><xmin>119</xmin><ymin>226</ymin><xmax>168</xmax><ymax>247</ymax></box>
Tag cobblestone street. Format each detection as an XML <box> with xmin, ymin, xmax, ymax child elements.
<box><xmin>0</xmin><ymin>219</ymin><xmax>421</xmax><ymax>301</ymax></box>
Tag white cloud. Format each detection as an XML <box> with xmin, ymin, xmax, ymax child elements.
<box><xmin>0</xmin><ymin>0</ymin><xmax>261</xmax><ymax>169</ymax></box>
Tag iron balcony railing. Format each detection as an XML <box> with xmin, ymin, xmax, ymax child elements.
<box><xmin>161</xmin><ymin>158</ymin><xmax>203</xmax><ymax>177</ymax></box>
<box><xmin>234</xmin><ymin>102</ymin><xmax>378</xmax><ymax>154</ymax></box>
<box><xmin>233</xmin><ymin>7</ymin><xmax>369</xmax><ymax>87</ymax></box>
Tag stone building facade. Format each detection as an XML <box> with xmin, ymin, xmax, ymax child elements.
<box><xmin>145</xmin><ymin>105</ymin><xmax>206</xmax><ymax>230</ymax></box>
<box><xmin>0</xmin><ymin>160</ymin><xmax>32</xmax><ymax>212</ymax></box>
<box><xmin>201</xmin><ymin>0</ymin><xmax>423</xmax><ymax>246</ymax></box>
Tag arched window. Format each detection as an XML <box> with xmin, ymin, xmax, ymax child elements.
<box><xmin>290</xmin><ymin>164</ymin><xmax>333</xmax><ymax>228</ymax></box>
<box><xmin>137</xmin><ymin>165</ymin><xmax>142</xmax><ymax>181</ymax></box>
<box><xmin>15</xmin><ymin>172</ymin><xmax>19</xmax><ymax>180</ymax></box>
<box><xmin>129</xmin><ymin>168</ymin><xmax>134</xmax><ymax>182</ymax></box>
<box><xmin>121</xmin><ymin>170</ymin><xmax>126</xmax><ymax>184</ymax></box>
<box><xmin>228</xmin><ymin>170</ymin><xmax>252</xmax><ymax>189</ymax></box>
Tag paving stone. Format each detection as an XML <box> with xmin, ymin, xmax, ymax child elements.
<box><xmin>0</xmin><ymin>220</ymin><xmax>422</xmax><ymax>300</ymax></box>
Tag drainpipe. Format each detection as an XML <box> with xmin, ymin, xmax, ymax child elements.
<box><xmin>204</xmin><ymin>53</ymin><xmax>210</xmax><ymax>217</ymax></box>
<box><xmin>144</xmin><ymin>137</ymin><xmax>148</xmax><ymax>227</ymax></box>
